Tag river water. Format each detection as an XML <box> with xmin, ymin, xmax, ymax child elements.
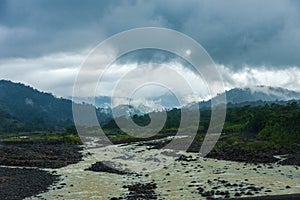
<box><xmin>28</xmin><ymin>137</ymin><xmax>300</xmax><ymax>200</ymax></box>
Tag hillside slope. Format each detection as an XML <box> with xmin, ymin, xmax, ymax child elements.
<box><xmin>0</xmin><ymin>80</ymin><xmax>110</xmax><ymax>132</ymax></box>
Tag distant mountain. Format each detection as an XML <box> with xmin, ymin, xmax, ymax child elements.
<box><xmin>73</xmin><ymin>93</ymin><xmax>180</xmax><ymax>109</ymax></box>
<box><xmin>74</xmin><ymin>86</ymin><xmax>300</xmax><ymax>114</ymax></box>
<box><xmin>72</xmin><ymin>96</ymin><xmax>112</xmax><ymax>108</ymax></box>
<box><xmin>0</xmin><ymin>80</ymin><xmax>111</xmax><ymax>132</ymax></box>
<box><xmin>187</xmin><ymin>86</ymin><xmax>300</xmax><ymax>110</ymax></box>
<box><xmin>72</xmin><ymin>92</ymin><xmax>180</xmax><ymax>117</ymax></box>
<box><xmin>224</xmin><ymin>86</ymin><xmax>300</xmax><ymax>104</ymax></box>
<box><xmin>1</xmin><ymin>80</ymin><xmax>299</xmax><ymax>132</ymax></box>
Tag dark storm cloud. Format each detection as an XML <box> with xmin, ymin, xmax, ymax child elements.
<box><xmin>152</xmin><ymin>0</ymin><xmax>300</xmax><ymax>68</ymax></box>
<box><xmin>0</xmin><ymin>0</ymin><xmax>300</xmax><ymax>68</ymax></box>
<box><xmin>0</xmin><ymin>0</ymin><xmax>117</xmax><ymax>57</ymax></box>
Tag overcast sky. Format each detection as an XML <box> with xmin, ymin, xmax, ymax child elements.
<box><xmin>1</xmin><ymin>0</ymin><xmax>300</xmax><ymax>100</ymax></box>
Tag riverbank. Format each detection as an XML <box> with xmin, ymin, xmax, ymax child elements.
<box><xmin>0</xmin><ymin>133</ymin><xmax>299</xmax><ymax>200</ymax></box>
<box><xmin>206</xmin><ymin>147</ymin><xmax>300</xmax><ymax>166</ymax></box>
<box><xmin>0</xmin><ymin>167</ymin><xmax>59</xmax><ymax>200</ymax></box>
<box><xmin>30</xmin><ymin>137</ymin><xmax>299</xmax><ymax>200</ymax></box>
<box><xmin>237</xmin><ymin>193</ymin><xmax>300</xmax><ymax>200</ymax></box>
<box><xmin>130</xmin><ymin>134</ymin><xmax>300</xmax><ymax>167</ymax></box>
<box><xmin>0</xmin><ymin>137</ymin><xmax>84</xmax><ymax>199</ymax></box>
<box><xmin>0</xmin><ymin>143</ymin><xmax>83</xmax><ymax>168</ymax></box>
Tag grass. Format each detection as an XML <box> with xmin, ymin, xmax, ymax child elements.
<box><xmin>1</xmin><ymin>126</ymin><xmax>297</xmax><ymax>153</ymax></box>
<box><xmin>0</xmin><ymin>131</ymin><xmax>82</xmax><ymax>145</ymax></box>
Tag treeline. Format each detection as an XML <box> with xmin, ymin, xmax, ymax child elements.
<box><xmin>104</xmin><ymin>102</ymin><xmax>300</xmax><ymax>145</ymax></box>
<box><xmin>0</xmin><ymin>80</ymin><xmax>111</xmax><ymax>133</ymax></box>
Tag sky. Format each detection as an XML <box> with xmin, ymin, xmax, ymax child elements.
<box><xmin>0</xmin><ymin>0</ymin><xmax>300</xmax><ymax>103</ymax></box>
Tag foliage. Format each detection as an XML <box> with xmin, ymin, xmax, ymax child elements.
<box><xmin>0</xmin><ymin>80</ymin><xmax>111</xmax><ymax>133</ymax></box>
<box><xmin>103</xmin><ymin>101</ymin><xmax>300</xmax><ymax>147</ymax></box>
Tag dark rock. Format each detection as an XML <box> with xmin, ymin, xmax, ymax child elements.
<box><xmin>279</xmin><ymin>154</ymin><xmax>300</xmax><ymax>166</ymax></box>
<box><xmin>85</xmin><ymin>161</ymin><xmax>132</xmax><ymax>175</ymax></box>
<box><xmin>176</xmin><ymin>155</ymin><xmax>197</xmax><ymax>162</ymax></box>
<box><xmin>196</xmin><ymin>187</ymin><xmax>204</xmax><ymax>193</ymax></box>
<box><xmin>201</xmin><ymin>145</ymin><xmax>295</xmax><ymax>165</ymax></box>
<box><xmin>219</xmin><ymin>180</ymin><xmax>227</xmax><ymax>184</ymax></box>
<box><xmin>247</xmin><ymin>186</ymin><xmax>260</xmax><ymax>191</ymax></box>
<box><xmin>0</xmin><ymin>143</ymin><xmax>83</xmax><ymax>169</ymax></box>
<box><xmin>122</xmin><ymin>182</ymin><xmax>158</xmax><ymax>200</ymax></box>
<box><xmin>0</xmin><ymin>167</ymin><xmax>59</xmax><ymax>200</ymax></box>
<box><xmin>225</xmin><ymin>183</ymin><xmax>232</xmax><ymax>187</ymax></box>
<box><xmin>201</xmin><ymin>190</ymin><xmax>214</xmax><ymax>197</ymax></box>
<box><xmin>235</xmin><ymin>192</ymin><xmax>241</xmax><ymax>197</ymax></box>
<box><xmin>219</xmin><ymin>191</ymin><xmax>229</xmax><ymax>195</ymax></box>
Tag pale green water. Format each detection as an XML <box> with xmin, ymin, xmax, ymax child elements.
<box><xmin>28</xmin><ymin>139</ymin><xmax>300</xmax><ymax>200</ymax></box>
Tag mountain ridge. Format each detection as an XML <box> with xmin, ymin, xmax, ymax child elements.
<box><xmin>73</xmin><ymin>85</ymin><xmax>300</xmax><ymax>114</ymax></box>
<box><xmin>1</xmin><ymin>79</ymin><xmax>300</xmax><ymax>133</ymax></box>
<box><xmin>0</xmin><ymin>80</ymin><xmax>110</xmax><ymax>132</ymax></box>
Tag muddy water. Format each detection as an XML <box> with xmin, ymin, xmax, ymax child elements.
<box><xmin>29</xmin><ymin>139</ymin><xmax>300</xmax><ymax>200</ymax></box>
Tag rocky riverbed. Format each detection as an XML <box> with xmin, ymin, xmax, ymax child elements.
<box><xmin>0</xmin><ymin>167</ymin><xmax>59</xmax><ymax>200</ymax></box>
<box><xmin>0</xmin><ymin>136</ymin><xmax>299</xmax><ymax>199</ymax></box>
<box><xmin>28</xmin><ymin>137</ymin><xmax>300</xmax><ymax>200</ymax></box>
<box><xmin>144</xmin><ymin>136</ymin><xmax>300</xmax><ymax>166</ymax></box>
<box><xmin>0</xmin><ymin>141</ymin><xmax>83</xmax><ymax>199</ymax></box>
<box><xmin>0</xmin><ymin>142</ymin><xmax>83</xmax><ymax>168</ymax></box>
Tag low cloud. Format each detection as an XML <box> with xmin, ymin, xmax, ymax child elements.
<box><xmin>1</xmin><ymin>0</ymin><xmax>299</xmax><ymax>102</ymax></box>
<box><xmin>219</xmin><ymin>65</ymin><xmax>300</xmax><ymax>92</ymax></box>
<box><xmin>0</xmin><ymin>52</ymin><xmax>85</xmax><ymax>96</ymax></box>
<box><xmin>0</xmin><ymin>51</ymin><xmax>299</xmax><ymax>102</ymax></box>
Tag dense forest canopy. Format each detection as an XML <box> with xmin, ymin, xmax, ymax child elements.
<box><xmin>104</xmin><ymin>102</ymin><xmax>300</xmax><ymax>145</ymax></box>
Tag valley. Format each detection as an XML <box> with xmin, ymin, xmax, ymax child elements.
<box><xmin>0</xmin><ymin>81</ymin><xmax>299</xmax><ymax>199</ymax></box>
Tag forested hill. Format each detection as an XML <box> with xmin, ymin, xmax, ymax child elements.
<box><xmin>0</xmin><ymin>80</ymin><xmax>110</xmax><ymax>132</ymax></box>
<box><xmin>1</xmin><ymin>79</ymin><xmax>299</xmax><ymax>142</ymax></box>
<box><xmin>104</xmin><ymin>102</ymin><xmax>300</xmax><ymax>146</ymax></box>
<box><xmin>224</xmin><ymin>86</ymin><xmax>300</xmax><ymax>103</ymax></box>
<box><xmin>193</xmin><ymin>86</ymin><xmax>300</xmax><ymax>110</ymax></box>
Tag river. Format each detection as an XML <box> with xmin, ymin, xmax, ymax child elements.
<box><xmin>28</xmin><ymin>137</ymin><xmax>300</xmax><ymax>199</ymax></box>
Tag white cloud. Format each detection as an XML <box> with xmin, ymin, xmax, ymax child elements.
<box><xmin>0</xmin><ymin>51</ymin><xmax>87</xmax><ymax>96</ymax></box>
<box><xmin>219</xmin><ymin>65</ymin><xmax>300</xmax><ymax>92</ymax></box>
<box><xmin>0</xmin><ymin>51</ymin><xmax>299</xmax><ymax>103</ymax></box>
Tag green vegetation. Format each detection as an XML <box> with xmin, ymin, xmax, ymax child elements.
<box><xmin>2</xmin><ymin>101</ymin><xmax>299</xmax><ymax>149</ymax></box>
<box><xmin>0</xmin><ymin>80</ymin><xmax>111</xmax><ymax>133</ymax></box>
<box><xmin>103</xmin><ymin>102</ymin><xmax>300</xmax><ymax>150</ymax></box>
<box><xmin>0</xmin><ymin>127</ymin><xmax>82</xmax><ymax>145</ymax></box>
